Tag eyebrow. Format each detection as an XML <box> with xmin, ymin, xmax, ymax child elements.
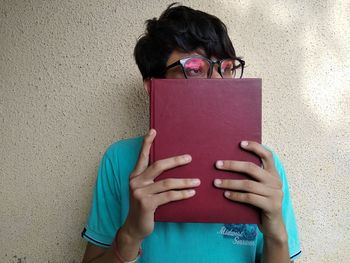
<box><xmin>195</xmin><ymin>49</ymin><xmax>208</xmax><ymax>57</ymax></box>
<box><xmin>167</xmin><ymin>49</ymin><xmax>208</xmax><ymax>66</ymax></box>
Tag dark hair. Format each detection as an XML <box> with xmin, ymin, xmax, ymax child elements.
<box><xmin>134</xmin><ymin>3</ymin><xmax>237</xmax><ymax>80</ymax></box>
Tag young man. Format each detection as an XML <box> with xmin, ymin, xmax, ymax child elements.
<box><xmin>81</xmin><ymin>4</ymin><xmax>301</xmax><ymax>263</ymax></box>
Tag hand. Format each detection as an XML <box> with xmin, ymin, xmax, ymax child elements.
<box><xmin>213</xmin><ymin>141</ymin><xmax>287</xmax><ymax>241</ymax></box>
<box><xmin>123</xmin><ymin>129</ymin><xmax>201</xmax><ymax>242</ymax></box>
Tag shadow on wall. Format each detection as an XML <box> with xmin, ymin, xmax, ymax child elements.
<box><xmin>123</xmin><ymin>0</ymin><xmax>349</xmax><ymax>141</ymax></box>
<box><xmin>205</xmin><ymin>0</ymin><xmax>349</xmax><ymax>261</ymax></box>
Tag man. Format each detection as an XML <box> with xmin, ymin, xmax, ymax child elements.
<box><xmin>81</xmin><ymin>4</ymin><xmax>301</xmax><ymax>262</ymax></box>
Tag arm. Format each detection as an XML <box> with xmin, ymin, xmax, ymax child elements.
<box><xmin>82</xmin><ymin>226</ymin><xmax>141</xmax><ymax>263</ymax></box>
<box><xmin>82</xmin><ymin>129</ymin><xmax>200</xmax><ymax>262</ymax></box>
<box><xmin>263</xmin><ymin>224</ymin><xmax>290</xmax><ymax>263</ymax></box>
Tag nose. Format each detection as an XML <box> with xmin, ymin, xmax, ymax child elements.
<box><xmin>210</xmin><ymin>69</ymin><xmax>222</xmax><ymax>79</ymax></box>
<box><xmin>209</xmin><ymin>64</ymin><xmax>222</xmax><ymax>79</ymax></box>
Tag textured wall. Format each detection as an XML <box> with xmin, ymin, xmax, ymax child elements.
<box><xmin>0</xmin><ymin>0</ymin><xmax>349</xmax><ymax>262</ymax></box>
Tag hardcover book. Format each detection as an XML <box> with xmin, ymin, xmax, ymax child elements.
<box><xmin>150</xmin><ymin>78</ymin><xmax>262</xmax><ymax>224</ymax></box>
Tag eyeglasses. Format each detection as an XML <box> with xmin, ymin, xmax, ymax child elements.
<box><xmin>165</xmin><ymin>55</ymin><xmax>245</xmax><ymax>79</ymax></box>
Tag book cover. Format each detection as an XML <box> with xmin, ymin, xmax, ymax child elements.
<box><xmin>150</xmin><ymin>78</ymin><xmax>262</xmax><ymax>224</ymax></box>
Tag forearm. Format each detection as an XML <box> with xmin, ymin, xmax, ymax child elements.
<box><xmin>86</xmin><ymin>248</ymin><xmax>120</xmax><ymax>263</ymax></box>
<box><xmin>88</xmin><ymin>226</ymin><xmax>142</xmax><ymax>263</ymax></box>
<box><xmin>263</xmin><ymin>231</ymin><xmax>290</xmax><ymax>263</ymax></box>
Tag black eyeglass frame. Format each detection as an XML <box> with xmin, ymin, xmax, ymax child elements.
<box><xmin>165</xmin><ymin>55</ymin><xmax>245</xmax><ymax>79</ymax></box>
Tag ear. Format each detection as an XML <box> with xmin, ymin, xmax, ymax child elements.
<box><xmin>143</xmin><ymin>79</ymin><xmax>151</xmax><ymax>95</ymax></box>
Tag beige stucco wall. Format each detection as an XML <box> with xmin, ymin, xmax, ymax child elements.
<box><xmin>1</xmin><ymin>0</ymin><xmax>349</xmax><ymax>262</ymax></box>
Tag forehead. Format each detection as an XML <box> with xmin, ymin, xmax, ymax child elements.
<box><xmin>166</xmin><ymin>48</ymin><xmax>207</xmax><ymax>66</ymax></box>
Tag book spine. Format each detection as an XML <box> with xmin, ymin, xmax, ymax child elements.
<box><xmin>149</xmin><ymin>79</ymin><xmax>154</xmax><ymax>164</ymax></box>
<box><xmin>258</xmin><ymin>79</ymin><xmax>262</xmax><ymax>144</ymax></box>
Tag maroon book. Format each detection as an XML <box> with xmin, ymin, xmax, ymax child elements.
<box><xmin>150</xmin><ymin>78</ymin><xmax>262</xmax><ymax>224</ymax></box>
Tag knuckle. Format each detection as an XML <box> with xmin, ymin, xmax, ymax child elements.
<box><xmin>275</xmin><ymin>179</ymin><xmax>283</xmax><ymax>189</ymax></box>
<box><xmin>225</xmin><ymin>161</ymin><xmax>233</xmax><ymax>169</ymax></box>
<box><xmin>132</xmin><ymin>188</ymin><xmax>143</xmax><ymax>200</ymax></box>
<box><xmin>243</xmin><ymin>180</ymin><xmax>254</xmax><ymax>191</ymax></box>
<box><xmin>232</xmin><ymin>192</ymin><xmax>241</xmax><ymax>200</ymax></box>
<box><xmin>246</xmin><ymin>162</ymin><xmax>256</xmax><ymax>173</ymax></box>
<box><xmin>181</xmin><ymin>190</ymin><xmax>192</xmax><ymax>198</ymax></box>
<box><xmin>264</xmin><ymin>149</ymin><xmax>273</xmax><ymax>159</ymax></box>
<box><xmin>278</xmin><ymin>181</ymin><xmax>283</xmax><ymax>189</ymax></box>
<box><xmin>164</xmin><ymin>190</ymin><xmax>177</xmax><ymax>200</ymax></box>
<box><xmin>173</xmin><ymin>156</ymin><xmax>181</xmax><ymax>163</ymax></box>
<box><xmin>152</xmin><ymin>160</ymin><xmax>164</xmax><ymax>171</ymax></box>
<box><xmin>230</xmin><ymin>191</ymin><xmax>237</xmax><ymax>199</ymax></box>
<box><xmin>162</xmin><ymin>178</ymin><xmax>174</xmax><ymax>189</ymax></box>
<box><xmin>129</xmin><ymin>172</ymin><xmax>137</xmax><ymax>181</ymax></box>
<box><xmin>245</xmin><ymin>193</ymin><xmax>254</xmax><ymax>202</ymax></box>
<box><xmin>129</xmin><ymin>179</ymin><xmax>137</xmax><ymax>190</ymax></box>
<box><xmin>140</xmin><ymin>150</ymin><xmax>148</xmax><ymax>160</ymax></box>
<box><xmin>174</xmin><ymin>156</ymin><xmax>185</xmax><ymax>164</ymax></box>
<box><xmin>185</xmin><ymin>179</ymin><xmax>194</xmax><ymax>186</ymax></box>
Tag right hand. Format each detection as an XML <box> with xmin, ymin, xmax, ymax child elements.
<box><xmin>122</xmin><ymin>129</ymin><xmax>200</xmax><ymax>242</ymax></box>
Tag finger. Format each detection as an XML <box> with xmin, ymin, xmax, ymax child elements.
<box><xmin>141</xmin><ymin>154</ymin><xmax>192</xmax><ymax>181</ymax></box>
<box><xmin>153</xmin><ymin>189</ymin><xmax>196</xmax><ymax>207</ymax></box>
<box><xmin>216</xmin><ymin>160</ymin><xmax>269</xmax><ymax>182</ymax></box>
<box><xmin>224</xmin><ymin>191</ymin><xmax>270</xmax><ymax>211</ymax></box>
<box><xmin>214</xmin><ymin>179</ymin><xmax>272</xmax><ymax>197</ymax></box>
<box><xmin>240</xmin><ymin>141</ymin><xmax>275</xmax><ymax>172</ymax></box>
<box><xmin>142</xmin><ymin>178</ymin><xmax>201</xmax><ymax>195</ymax></box>
<box><xmin>133</xmin><ymin>129</ymin><xmax>156</xmax><ymax>176</ymax></box>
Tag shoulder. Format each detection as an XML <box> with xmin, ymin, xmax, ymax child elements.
<box><xmin>104</xmin><ymin>135</ymin><xmax>144</xmax><ymax>160</ymax></box>
<box><xmin>91</xmin><ymin>135</ymin><xmax>145</xmax><ymax>200</ymax></box>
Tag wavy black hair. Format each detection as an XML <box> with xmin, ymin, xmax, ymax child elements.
<box><xmin>134</xmin><ymin>3</ymin><xmax>237</xmax><ymax>80</ymax></box>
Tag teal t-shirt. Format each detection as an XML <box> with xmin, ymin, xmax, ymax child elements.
<box><xmin>82</xmin><ymin>136</ymin><xmax>302</xmax><ymax>262</ymax></box>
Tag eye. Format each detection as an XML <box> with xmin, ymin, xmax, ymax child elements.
<box><xmin>221</xmin><ymin>59</ymin><xmax>242</xmax><ymax>78</ymax></box>
<box><xmin>222</xmin><ymin>60</ymin><xmax>234</xmax><ymax>73</ymax></box>
<box><xmin>184</xmin><ymin>58</ymin><xmax>209</xmax><ymax>77</ymax></box>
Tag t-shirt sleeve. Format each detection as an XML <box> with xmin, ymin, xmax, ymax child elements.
<box><xmin>81</xmin><ymin>148</ymin><xmax>122</xmax><ymax>248</ymax></box>
<box><xmin>256</xmin><ymin>150</ymin><xmax>302</xmax><ymax>261</ymax></box>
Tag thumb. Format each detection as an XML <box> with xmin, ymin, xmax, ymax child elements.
<box><xmin>133</xmin><ymin>129</ymin><xmax>156</xmax><ymax>176</ymax></box>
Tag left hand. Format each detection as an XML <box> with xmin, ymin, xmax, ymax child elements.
<box><xmin>214</xmin><ymin>140</ymin><xmax>287</xmax><ymax>241</ymax></box>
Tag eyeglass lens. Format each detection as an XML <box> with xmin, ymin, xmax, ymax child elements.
<box><xmin>183</xmin><ymin>58</ymin><xmax>242</xmax><ymax>79</ymax></box>
<box><xmin>183</xmin><ymin>58</ymin><xmax>210</xmax><ymax>78</ymax></box>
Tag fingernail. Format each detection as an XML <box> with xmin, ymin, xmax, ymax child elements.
<box><xmin>183</xmin><ymin>155</ymin><xmax>192</xmax><ymax>162</ymax></box>
<box><xmin>187</xmin><ymin>189</ymin><xmax>196</xmax><ymax>196</ymax></box>
<box><xmin>149</xmin><ymin>129</ymin><xmax>154</xmax><ymax>136</ymax></box>
<box><xmin>192</xmin><ymin>179</ymin><xmax>201</xmax><ymax>185</ymax></box>
<box><xmin>224</xmin><ymin>191</ymin><xmax>230</xmax><ymax>197</ymax></box>
<box><xmin>214</xmin><ymin>179</ymin><xmax>222</xmax><ymax>186</ymax></box>
<box><xmin>241</xmin><ymin>141</ymin><xmax>248</xmax><ymax>147</ymax></box>
<box><xmin>216</xmin><ymin>160</ymin><xmax>223</xmax><ymax>168</ymax></box>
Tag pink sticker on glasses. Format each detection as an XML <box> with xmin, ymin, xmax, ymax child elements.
<box><xmin>184</xmin><ymin>58</ymin><xmax>209</xmax><ymax>77</ymax></box>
